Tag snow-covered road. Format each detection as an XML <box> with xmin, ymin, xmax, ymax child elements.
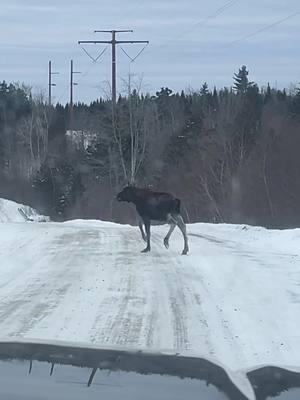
<box><xmin>0</xmin><ymin>218</ymin><xmax>300</xmax><ymax>374</ymax></box>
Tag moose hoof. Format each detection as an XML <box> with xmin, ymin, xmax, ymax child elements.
<box><xmin>164</xmin><ymin>238</ymin><xmax>169</xmax><ymax>249</ymax></box>
<box><xmin>141</xmin><ymin>247</ymin><xmax>150</xmax><ymax>253</ymax></box>
<box><xmin>181</xmin><ymin>248</ymin><xmax>189</xmax><ymax>255</ymax></box>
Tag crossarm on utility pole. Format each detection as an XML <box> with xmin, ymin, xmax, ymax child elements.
<box><xmin>94</xmin><ymin>30</ymin><xmax>133</xmax><ymax>33</ymax></box>
<box><xmin>116</xmin><ymin>41</ymin><xmax>149</xmax><ymax>44</ymax></box>
<box><xmin>78</xmin><ymin>41</ymin><xmax>112</xmax><ymax>44</ymax></box>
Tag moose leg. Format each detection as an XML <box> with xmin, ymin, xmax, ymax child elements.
<box><xmin>141</xmin><ymin>218</ymin><xmax>151</xmax><ymax>253</ymax></box>
<box><xmin>164</xmin><ymin>223</ymin><xmax>176</xmax><ymax>249</ymax></box>
<box><xmin>174</xmin><ymin>214</ymin><xmax>189</xmax><ymax>255</ymax></box>
<box><xmin>138</xmin><ymin>220</ymin><xmax>147</xmax><ymax>242</ymax></box>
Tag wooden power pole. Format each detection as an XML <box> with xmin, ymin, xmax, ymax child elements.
<box><xmin>69</xmin><ymin>59</ymin><xmax>81</xmax><ymax>128</ymax></box>
<box><xmin>70</xmin><ymin>59</ymin><xmax>81</xmax><ymax>108</ymax></box>
<box><xmin>48</xmin><ymin>61</ymin><xmax>59</xmax><ymax>106</ymax></box>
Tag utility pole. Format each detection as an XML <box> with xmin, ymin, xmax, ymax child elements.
<box><xmin>78</xmin><ymin>30</ymin><xmax>149</xmax><ymax>110</ymax></box>
<box><xmin>70</xmin><ymin>59</ymin><xmax>81</xmax><ymax>108</ymax></box>
<box><xmin>48</xmin><ymin>61</ymin><xmax>59</xmax><ymax>106</ymax></box>
<box><xmin>69</xmin><ymin>59</ymin><xmax>81</xmax><ymax>128</ymax></box>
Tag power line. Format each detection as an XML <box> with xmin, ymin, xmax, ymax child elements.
<box><xmin>78</xmin><ymin>30</ymin><xmax>149</xmax><ymax>109</ymax></box>
<box><xmin>175</xmin><ymin>0</ymin><xmax>240</xmax><ymax>41</ymax></box>
<box><xmin>227</xmin><ymin>10</ymin><xmax>300</xmax><ymax>46</ymax></box>
<box><xmin>79</xmin><ymin>45</ymin><xmax>108</xmax><ymax>63</ymax></box>
<box><xmin>143</xmin><ymin>0</ymin><xmax>241</xmax><ymax>56</ymax></box>
<box><xmin>120</xmin><ymin>43</ymin><xmax>149</xmax><ymax>62</ymax></box>
<box><xmin>79</xmin><ymin>48</ymin><xmax>109</xmax><ymax>81</ymax></box>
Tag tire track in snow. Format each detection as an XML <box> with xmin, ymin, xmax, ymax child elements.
<box><xmin>90</xmin><ymin>228</ymin><xmax>146</xmax><ymax>347</ymax></box>
<box><xmin>151</xmin><ymin>233</ymin><xmax>190</xmax><ymax>350</ymax></box>
<box><xmin>187</xmin><ymin>231</ymin><xmax>258</xmax><ymax>365</ymax></box>
<box><xmin>0</xmin><ymin>226</ymin><xmax>50</xmax><ymax>290</ymax></box>
<box><xmin>151</xmin><ymin>229</ymin><xmax>236</xmax><ymax>357</ymax></box>
<box><xmin>143</xmin><ymin>283</ymin><xmax>159</xmax><ymax>348</ymax></box>
<box><xmin>0</xmin><ymin>226</ymin><xmax>105</xmax><ymax>337</ymax></box>
<box><xmin>0</xmin><ymin>229</ymin><xmax>69</xmax><ymax>334</ymax></box>
<box><xmin>42</xmin><ymin>226</ymin><xmax>112</xmax><ymax>340</ymax></box>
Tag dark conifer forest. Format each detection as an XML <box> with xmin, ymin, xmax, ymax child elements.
<box><xmin>1</xmin><ymin>66</ymin><xmax>300</xmax><ymax>228</ymax></box>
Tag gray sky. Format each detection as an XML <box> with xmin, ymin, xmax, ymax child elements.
<box><xmin>0</xmin><ymin>0</ymin><xmax>299</xmax><ymax>103</ymax></box>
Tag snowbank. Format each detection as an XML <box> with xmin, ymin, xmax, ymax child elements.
<box><xmin>0</xmin><ymin>198</ymin><xmax>49</xmax><ymax>223</ymax></box>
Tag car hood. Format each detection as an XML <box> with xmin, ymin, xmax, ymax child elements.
<box><xmin>0</xmin><ymin>339</ymin><xmax>299</xmax><ymax>400</ymax></box>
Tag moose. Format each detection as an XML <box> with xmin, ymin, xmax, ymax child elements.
<box><xmin>116</xmin><ymin>186</ymin><xmax>189</xmax><ymax>255</ymax></box>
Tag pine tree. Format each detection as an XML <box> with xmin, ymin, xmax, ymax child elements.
<box><xmin>155</xmin><ymin>87</ymin><xmax>172</xmax><ymax>99</ymax></box>
<box><xmin>266</xmin><ymin>82</ymin><xmax>271</xmax><ymax>97</ymax></box>
<box><xmin>212</xmin><ymin>86</ymin><xmax>219</xmax><ymax>109</ymax></box>
<box><xmin>200</xmin><ymin>82</ymin><xmax>209</xmax><ymax>96</ymax></box>
<box><xmin>276</xmin><ymin>89</ymin><xmax>287</xmax><ymax>101</ymax></box>
<box><xmin>264</xmin><ymin>82</ymin><xmax>272</xmax><ymax>103</ymax></box>
<box><xmin>292</xmin><ymin>85</ymin><xmax>300</xmax><ymax>114</ymax></box>
<box><xmin>233</xmin><ymin>65</ymin><xmax>254</xmax><ymax>94</ymax></box>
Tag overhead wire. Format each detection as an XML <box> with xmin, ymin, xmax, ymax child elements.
<box><xmin>120</xmin><ymin>43</ymin><xmax>149</xmax><ymax>62</ymax></box>
<box><xmin>138</xmin><ymin>2</ymin><xmax>299</xmax><ymax>74</ymax></box>
<box><xmin>142</xmin><ymin>0</ymin><xmax>241</xmax><ymax>57</ymax></box>
<box><xmin>119</xmin><ymin>43</ymin><xmax>149</xmax><ymax>95</ymax></box>
<box><xmin>114</xmin><ymin>1</ymin><xmax>241</xmax><ymax>95</ymax></box>
<box><xmin>68</xmin><ymin>3</ymin><xmax>299</xmax><ymax>102</ymax></box>
<box><xmin>67</xmin><ymin>1</ymin><xmax>241</xmax><ymax>98</ymax></box>
<box><xmin>226</xmin><ymin>10</ymin><xmax>300</xmax><ymax>47</ymax></box>
<box><xmin>175</xmin><ymin>0</ymin><xmax>240</xmax><ymax>41</ymax></box>
<box><xmin>74</xmin><ymin>48</ymin><xmax>109</xmax><ymax>100</ymax></box>
<box><xmin>79</xmin><ymin>45</ymin><xmax>108</xmax><ymax>63</ymax></box>
<box><xmin>78</xmin><ymin>46</ymin><xmax>108</xmax><ymax>82</ymax></box>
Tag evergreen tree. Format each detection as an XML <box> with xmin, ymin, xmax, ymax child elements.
<box><xmin>266</xmin><ymin>82</ymin><xmax>271</xmax><ymax>96</ymax></box>
<box><xmin>200</xmin><ymin>82</ymin><xmax>209</xmax><ymax>96</ymax></box>
<box><xmin>264</xmin><ymin>82</ymin><xmax>272</xmax><ymax>103</ymax></box>
<box><xmin>276</xmin><ymin>89</ymin><xmax>287</xmax><ymax>101</ymax></box>
<box><xmin>290</xmin><ymin>85</ymin><xmax>300</xmax><ymax>114</ymax></box>
<box><xmin>233</xmin><ymin>65</ymin><xmax>254</xmax><ymax>94</ymax></box>
<box><xmin>155</xmin><ymin>87</ymin><xmax>173</xmax><ymax>99</ymax></box>
<box><xmin>211</xmin><ymin>86</ymin><xmax>219</xmax><ymax>110</ymax></box>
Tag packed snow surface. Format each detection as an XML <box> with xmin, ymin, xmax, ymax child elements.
<box><xmin>0</xmin><ymin>209</ymin><xmax>299</xmax><ymax>380</ymax></box>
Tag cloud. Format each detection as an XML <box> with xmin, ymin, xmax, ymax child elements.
<box><xmin>0</xmin><ymin>0</ymin><xmax>299</xmax><ymax>103</ymax></box>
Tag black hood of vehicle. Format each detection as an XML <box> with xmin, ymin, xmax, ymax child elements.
<box><xmin>0</xmin><ymin>341</ymin><xmax>299</xmax><ymax>400</ymax></box>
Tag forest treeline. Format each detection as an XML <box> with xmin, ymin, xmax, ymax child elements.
<box><xmin>1</xmin><ymin>66</ymin><xmax>300</xmax><ymax>228</ymax></box>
